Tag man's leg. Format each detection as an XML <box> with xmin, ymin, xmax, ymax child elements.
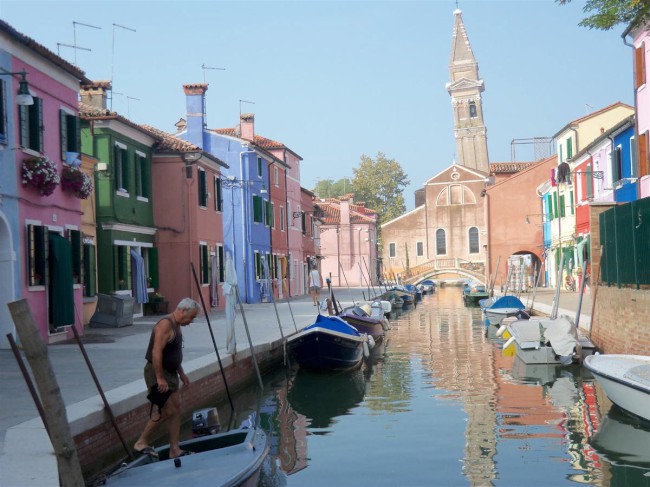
<box><xmin>134</xmin><ymin>405</ymin><xmax>174</xmax><ymax>453</ymax></box>
<box><xmin>166</xmin><ymin>391</ymin><xmax>183</xmax><ymax>458</ymax></box>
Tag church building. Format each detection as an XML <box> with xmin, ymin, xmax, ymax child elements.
<box><xmin>381</xmin><ymin>9</ymin><xmax>490</xmax><ymax>280</ymax></box>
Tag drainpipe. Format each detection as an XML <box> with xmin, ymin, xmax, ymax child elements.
<box><xmin>267</xmin><ymin>158</ymin><xmax>274</xmax><ymax>299</ymax></box>
<box><xmin>283</xmin><ymin>161</ymin><xmax>291</xmax><ymax>298</ymax></box>
<box><xmin>240</xmin><ymin>146</ymin><xmax>253</xmax><ymax>303</ymax></box>
<box><xmin>622</xmin><ymin>27</ymin><xmax>640</xmax><ymax>196</ymax></box>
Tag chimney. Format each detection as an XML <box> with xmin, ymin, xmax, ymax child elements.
<box><xmin>80</xmin><ymin>80</ymin><xmax>111</xmax><ymax>109</ymax></box>
<box><xmin>240</xmin><ymin>113</ymin><xmax>255</xmax><ymax>141</ymax></box>
<box><xmin>339</xmin><ymin>197</ymin><xmax>351</xmax><ymax>226</ymax></box>
<box><xmin>183</xmin><ymin>83</ymin><xmax>208</xmax><ymax>148</ymax></box>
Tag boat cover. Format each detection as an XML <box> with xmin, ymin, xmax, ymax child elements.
<box><xmin>541</xmin><ymin>316</ymin><xmax>578</xmax><ymax>357</ymax></box>
<box><xmin>305</xmin><ymin>314</ymin><xmax>361</xmax><ymax>336</ymax></box>
<box><xmin>488</xmin><ymin>296</ymin><xmax>525</xmax><ymax>310</ymax></box>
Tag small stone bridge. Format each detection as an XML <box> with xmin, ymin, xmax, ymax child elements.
<box><xmin>400</xmin><ymin>258</ymin><xmax>486</xmax><ymax>285</ymax></box>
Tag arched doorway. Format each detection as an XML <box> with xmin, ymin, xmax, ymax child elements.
<box><xmin>506</xmin><ymin>251</ymin><xmax>543</xmax><ymax>293</ymax></box>
<box><xmin>0</xmin><ymin>212</ymin><xmax>16</xmax><ymax>349</ymax></box>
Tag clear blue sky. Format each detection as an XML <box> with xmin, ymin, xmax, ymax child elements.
<box><xmin>1</xmin><ymin>1</ymin><xmax>633</xmax><ymax>210</ymax></box>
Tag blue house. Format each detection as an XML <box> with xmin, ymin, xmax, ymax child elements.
<box><xmin>178</xmin><ymin>84</ymin><xmax>273</xmax><ymax>303</ymax></box>
<box><xmin>611</xmin><ymin>117</ymin><xmax>637</xmax><ymax>203</ymax></box>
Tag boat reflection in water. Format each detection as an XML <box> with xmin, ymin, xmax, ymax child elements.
<box><xmin>287</xmin><ymin>367</ymin><xmax>366</xmax><ymax>430</ymax></box>
<box><xmin>589</xmin><ymin>406</ymin><xmax>650</xmax><ymax>481</ymax></box>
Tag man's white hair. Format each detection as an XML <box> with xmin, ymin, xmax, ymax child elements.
<box><xmin>177</xmin><ymin>298</ymin><xmax>201</xmax><ymax>313</ymax></box>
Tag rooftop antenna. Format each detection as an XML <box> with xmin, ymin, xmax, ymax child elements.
<box><xmin>201</xmin><ymin>64</ymin><xmax>225</xmax><ymax>83</ymax></box>
<box><xmin>57</xmin><ymin>42</ymin><xmax>91</xmax><ymax>63</ymax></box>
<box><xmin>112</xmin><ymin>92</ymin><xmax>140</xmax><ymax>119</ymax></box>
<box><xmin>239</xmin><ymin>99</ymin><xmax>255</xmax><ymax>118</ymax></box>
<box><xmin>585</xmin><ymin>103</ymin><xmax>594</xmax><ymax>114</ymax></box>
<box><xmin>72</xmin><ymin>21</ymin><xmax>101</xmax><ymax>66</ymax></box>
<box><xmin>111</xmin><ymin>23</ymin><xmax>136</xmax><ymax>109</ymax></box>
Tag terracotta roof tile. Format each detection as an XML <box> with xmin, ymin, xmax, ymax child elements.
<box><xmin>78</xmin><ymin>102</ymin><xmax>159</xmax><ymax>140</ymax></box>
<box><xmin>317</xmin><ymin>198</ymin><xmax>377</xmax><ymax>225</ymax></box>
<box><xmin>140</xmin><ymin>125</ymin><xmax>201</xmax><ymax>152</ymax></box>
<box><xmin>490</xmin><ymin>162</ymin><xmax>538</xmax><ymax>173</ymax></box>
<box><xmin>0</xmin><ymin>19</ymin><xmax>88</xmax><ymax>82</ymax></box>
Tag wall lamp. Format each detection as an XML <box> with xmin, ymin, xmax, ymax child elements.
<box><xmin>0</xmin><ymin>70</ymin><xmax>34</xmax><ymax>106</ymax></box>
<box><xmin>222</xmin><ymin>175</ymin><xmax>267</xmax><ymax>194</ymax></box>
<box><xmin>181</xmin><ymin>151</ymin><xmax>203</xmax><ymax>178</ymax></box>
<box><xmin>292</xmin><ymin>211</ymin><xmax>304</xmax><ymax>219</ymax></box>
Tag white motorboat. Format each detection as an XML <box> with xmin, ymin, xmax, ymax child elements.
<box><xmin>584</xmin><ymin>354</ymin><xmax>650</xmax><ymax>422</ymax></box>
<box><xmin>589</xmin><ymin>406</ymin><xmax>650</xmax><ymax>468</ymax></box>
<box><xmin>505</xmin><ymin>315</ymin><xmax>595</xmax><ymax>365</ymax></box>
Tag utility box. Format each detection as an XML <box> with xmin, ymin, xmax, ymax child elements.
<box><xmin>89</xmin><ymin>293</ymin><xmax>135</xmax><ymax>328</ymax></box>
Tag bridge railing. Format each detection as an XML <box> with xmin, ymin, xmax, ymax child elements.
<box><xmin>403</xmin><ymin>258</ymin><xmax>486</xmax><ymax>281</ymax></box>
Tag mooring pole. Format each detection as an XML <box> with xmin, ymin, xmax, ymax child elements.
<box><xmin>234</xmin><ymin>285</ymin><xmax>264</xmax><ymax>390</ymax></box>
<box><xmin>190</xmin><ymin>263</ymin><xmax>235</xmax><ymax>411</ymax></box>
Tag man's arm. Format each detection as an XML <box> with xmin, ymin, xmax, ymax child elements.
<box><xmin>151</xmin><ymin>319</ymin><xmax>173</xmax><ymax>392</ymax></box>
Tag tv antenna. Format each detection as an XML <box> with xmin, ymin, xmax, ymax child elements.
<box><xmin>112</xmin><ymin>92</ymin><xmax>140</xmax><ymax>119</ymax></box>
<box><xmin>239</xmin><ymin>99</ymin><xmax>255</xmax><ymax>118</ymax></box>
<box><xmin>57</xmin><ymin>43</ymin><xmax>91</xmax><ymax>64</ymax></box>
<box><xmin>72</xmin><ymin>21</ymin><xmax>101</xmax><ymax>65</ymax></box>
<box><xmin>201</xmin><ymin>64</ymin><xmax>225</xmax><ymax>83</ymax></box>
<box><xmin>111</xmin><ymin>23</ymin><xmax>136</xmax><ymax>108</ymax></box>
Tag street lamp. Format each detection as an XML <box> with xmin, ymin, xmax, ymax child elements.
<box><xmin>0</xmin><ymin>70</ymin><xmax>34</xmax><ymax>106</ymax></box>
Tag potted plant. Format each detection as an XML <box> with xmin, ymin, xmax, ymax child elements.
<box><xmin>61</xmin><ymin>165</ymin><xmax>93</xmax><ymax>199</ymax></box>
<box><xmin>21</xmin><ymin>156</ymin><xmax>60</xmax><ymax>196</ymax></box>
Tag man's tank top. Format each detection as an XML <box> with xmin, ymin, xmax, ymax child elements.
<box><xmin>145</xmin><ymin>314</ymin><xmax>183</xmax><ymax>372</ymax></box>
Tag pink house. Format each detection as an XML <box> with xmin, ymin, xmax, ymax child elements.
<box><xmin>624</xmin><ymin>21</ymin><xmax>650</xmax><ymax>197</ymax></box>
<box><xmin>1</xmin><ymin>20</ymin><xmax>90</xmax><ymax>345</ymax></box>
<box><xmin>318</xmin><ymin>196</ymin><xmax>379</xmax><ymax>288</ymax></box>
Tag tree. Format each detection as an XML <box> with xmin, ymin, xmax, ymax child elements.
<box><xmin>313</xmin><ymin>177</ymin><xmax>354</xmax><ymax>198</ymax></box>
<box><xmin>557</xmin><ymin>0</ymin><xmax>650</xmax><ymax>31</ymax></box>
<box><xmin>351</xmin><ymin>152</ymin><xmax>410</xmax><ymax>226</ymax></box>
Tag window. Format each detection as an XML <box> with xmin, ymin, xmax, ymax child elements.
<box><xmin>416</xmin><ymin>241</ymin><xmax>423</xmax><ymax>257</ymax></box>
<box><xmin>468</xmin><ymin>227</ymin><xmax>479</xmax><ymax>254</ymax></box>
<box><xmin>586</xmin><ymin>163</ymin><xmax>593</xmax><ymax>199</ymax></box>
<box><xmin>114</xmin><ymin>144</ymin><xmax>129</xmax><ymax>192</ymax></box>
<box><xmin>264</xmin><ymin>200</ymin><xmax>272</xmax><ymax>227</ymax></box>
<box><xmin>216</xmin><ymin>245</ymin><xmax>225</xmax><ymax>283</ymax></box>
<box><xmin>612</xmin><ymin>146</ymin><xmax>622</xmax><ymax>183</ymax></box>
<box><xmin>280</xmin><ymin>206</ymin><xmax>285</xmax><ymax>230</ymax></box>
<box><xmin>67</xmin><ymin>229</ymin><xmax>83</xmax><ymax>285</ymax></box>
<box><xmin>559</xmin><ymin>194</ymin><xmax>566</xmax><ymax>217</ymax></box>
<box><xmin>253</xmin><ymin>195</ymin><xmax>263</xmax><ymax>223</ymax></box>
<box><xmin>214</xmin><ymin>176</ymin><xmax>223</xmax><ymax>211</ymax></box>
<box><xmin>274</xmin><ymin>166</ymin><xmax>279</xmax><ymax>186</ymax></box>
<box><xmin>60</xmin><ymin>109</ymin><xmax>80</xmax><ymax>161</ymax></box>
<box><xmin>255</xmin><ymin>251</ymin><xmax>262</xmax><ymax>279</ymax></box>
<box><xmin>569</xmin><ymin>190</ymin><xmax>574</xmax><ymax>215</ymax></box>
<box><xmin>19</xmin><ymin>96</ymin><xmax>43</xmax><ymax>152</ymax></box>
<box><xmin>635</xmin><ymin>42</ymin><xmax>646</xmax><ymax>89</ymax></box>
<box><xmin>83</xmin><ymin>242</ymin><xmax>96</xmax><ymax>297</ymax></box>
<box><xmin>147</xmin><ymin>247</ymin><xmax>159</xmax><ymax>289</ymax></box>
<box><xmin>389</xmin><ymin>242</ymin><xmax>396</xmax><ymax>258</ymax></box>
<box><xmin>199</xmin><ymin>244</ymin><xmax>210</xmax><ymax>284</ymax></box>
<box><xmin>630</xmin><ymin>136</ymin><xmax>637</xmax><ymax>178</ymax></box>
<box><xmin>115</xmin><ymin>245</ymin><xmax>131</xmax><ymax>290</ymax></box>
<box><xmin>310</xmin><ymin>216</ymin><xmax>315</xmax><ymax>238</ymax></box>
<box><xmin>469</xmin><ymin>101</ymin><xmax>477</xmax><ymax>118</ymax></box>
<box><xmin>0</xmin><ymin>80</ymin><xmax>6</xmax><ymax>145</ymax></box>
<box><xmin>270</xmin><ymin>202</ymin><xmax>275</xmax><ymax>229</ymax></box>
<box><xmin>640</xmin><ymin>131</ymin><xmax>649</xmax><ymax>178</ymax></box>
<box><xmin>257</xmin><ymin>156</ymin><xmax>263</xmax><ymax>177</ymax></box>
<box><xmin>301</xmin><ymin>212</ymin><xmax>306</xmax><ymax>235</ymax></box>
<box><xmin>198</xmin><ymin>168</ymin><xmax>208</xmax><ymax>207</ymax></box>
<box><xmin>436</xmin><ymin>229</ymin><xmax>446</xmax><ymax>255</ymax></box>
<box><xmin>27</xmin><ymin>224</ymin><xmax>47</xmax><ymax>286</ymax></box>
<box><xmin>566</xmin><ymin>137</ymin><xmax>573</xmax><ymax>160</ymax></box>
<box><xmin>273</xmin><ymin>254</ymin><xmax>280</xmax><ymax>279</ymax></box>
<box><xmin>450</xmin><ymin>185</ymin><xmax>462</xmax><ymax>204</ymax></box>
<box><xmin>135</xmin><ymin>152</ymin><xmax>149</xmax><ymax>198</ymax></box>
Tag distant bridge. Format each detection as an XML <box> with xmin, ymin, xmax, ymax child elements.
<box><xmin>400</xmin><ymin>258</ymin><xmax>487</xmax><ymax>285</ymax></box>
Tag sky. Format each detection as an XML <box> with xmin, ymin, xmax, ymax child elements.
<box><xmin>1</xmin><ymin>0</ymin><xmax>634</xmax><ymax>210</ymax></box>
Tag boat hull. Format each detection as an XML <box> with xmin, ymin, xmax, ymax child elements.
<box><xmin>288</xmin><ymin>327</ymin><xmax>365</xmax><ymax>372</ymax></box>
<box><xmin>584</xmin><ymin>354</ymin><xmax>650</xmax><ymax>422</ymax></box>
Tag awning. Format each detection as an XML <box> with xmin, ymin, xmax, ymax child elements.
<box><xmin>48</xmin><ymin>233</ymin><xmax>74</xmax><ymax>327</ymax></box>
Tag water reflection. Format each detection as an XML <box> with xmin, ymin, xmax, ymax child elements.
<box><xmin>245</xmin><ymin>287</ymin><xmax>650</xmax><ymax>486</ymax></box>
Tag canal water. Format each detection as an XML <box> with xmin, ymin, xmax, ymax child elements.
<box><xmin>221</xmin><ymin>287</ymin><xmax>650</xmax><ymax>486</ymax></box>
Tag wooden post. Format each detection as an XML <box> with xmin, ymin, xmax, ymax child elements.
<box><xmin>8</xmin><ymin>299</ymin><xmax>85</xmax><ymax>487</ymax></box>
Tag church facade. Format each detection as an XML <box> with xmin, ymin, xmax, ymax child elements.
<box><xmin>381</xmin><ymin>9</ymin><xmax>489</xmax><ymax>280</ymax></box>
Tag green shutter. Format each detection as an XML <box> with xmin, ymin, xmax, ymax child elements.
<box><xmin>148</xmin><ymin>247</ymin><xmax>159</xmax><ymax>289</ymax></box>
<box><xmin>569</xmin><ymin>190</ymin><xmax>574</xmax><ymax>215</ymax></box>
<box><xmin>27</xmin><ymin>224</ymin><xmax>47</xmax><ymax>286</ymax></box>
<box><xmin>217</xmin><ymin>246</ymin><xmax>225</xmax><ymax>282</ymax></box>
<box><xmin>83</xmin><ymin>244</ymin><xmax>97</xmax><ymax>297</ymax></box>
<box><xmin>553</xmin><ymin>192</ymin><xmax>558</xmax><ymax>218</ymax></box>
<box><xmin>68</xmin><ymin>229</ymin><xmax>82</xmax><ymax>284</ymax></box>
<box><xmin>19</xmin><ymin>105</ymin><xmax>27</xmax><ymax>148</ymax></box>
<box><xmin>586</xmin><ymin>163</ymin><xmax>593</xmax><ymax>199</ymax></box>
<box><xmin>199</xmin><ymin>170</ymin><xmax>207</xmax><ymax>206</ymax></box>
<box><xmin>567</xmin><ymin>138</ymin><xmax>573</xmax><ymax>159</ymax></box>
<box><xmin>253</xmin><ymin>195</ymin><xmax>263</xmax><ymax>223</ymax></box>
<box><xmin>35</xmin><ymin>98</ymin><xmax>43</xmax><ymax>152</ymax></box>
<box><xmin>560</xmin><ymin>194</ymin><xmax>566</xmax><ymax>217</ymax></box>
<box><xmin>215</xmin><ymin>177</ymin><xmax>222</xmax><ymax>211</ymax></box>
<box><xmin>60</xmin><ymin>109</ymin><xmax>68</xmax><ymax>160</ymax></box>
<box><xmin>122</xmin><ymin>150</ymin><xmax>129</xmax><ymax>191</ymax></box>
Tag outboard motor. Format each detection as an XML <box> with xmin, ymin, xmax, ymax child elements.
<box><xmin>191</xmin><ymin>407</ymin><xmax>221</xmax><ymax>437</ymax></box>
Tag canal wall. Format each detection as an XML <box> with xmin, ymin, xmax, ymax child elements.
<box><xmin>590</xmin><ymin>286</ymin><xmax>650</xmax><ymax>355</ymax></box>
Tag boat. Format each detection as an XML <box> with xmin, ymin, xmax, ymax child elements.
<box><xmin>339</xmin><ymin>305</ymin><xmax>386</xmax><ymax>345</ymax></box>
<box><xmin>483</xmin><ymin>295</ymin><xmax>529</xmax><ymax>326</ymax></box>
<box><xmin>420</xmin><ymin>279</ymin><xmax>436</xmax><ymax>294</ymax></box>
<box><xmin>462</xmin><ymin>281</ymin><xmax>489</xmax><ymax>305</ymax></box>
<box><xmin>505</xmin><ymin>315</ymin><xmax>596</xmax><ymax>365</ymax></box>
<box><xmin>287</xmin><ymin>314</ymin><xmax>370</xmax><ymax>372</ymax></box>
<box><xmin>589</xmin><ymin>406</ymin><xmax>650</xmax><ymax>469</ymax></box>
<box><xmin>403</xmin><ymin>284</ymin><xmax>422</xmax><ymax>302</ymax></box>
<box><xmin>104</xmin><ymin>418</ymin><xmax>268</xmax><ymax>487</ymax></box>
<box><xmin>584</xmin><ymin>354</ymin><xmax>650</xmax><ymax>422</ymax></box>
<box><xmin>386</xmin><ymin>286</ymin><xmax>416</xmax><ymax>306</ymax></box>
<box><xmin>378</xmin><ymin>290</ymin><xmax>404</xmax><ymax>310</ymax></box>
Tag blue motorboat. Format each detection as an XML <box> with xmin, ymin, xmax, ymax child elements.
<box><xmin>404</xmin><ymin>284</ymin><xmax>422</xmax><ymax>302</ymax></box>
<box><xmin>420</xmin><ymin>279</ymin><xmax>436</xmax><ymax>294</ymax></box>
<box><xmin>483</xmin><ymin>295</ymin><xmax>529</xmax><ymax>326</ymax></box>
<box><xmin>288</xmin><ymin>314</ymin><xmax>369</xmax><ymax>372</ymax></box>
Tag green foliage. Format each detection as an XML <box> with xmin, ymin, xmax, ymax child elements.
<box><xmin>313</xmin><ymin>177</ymin><xmax>354</xmax><ymax>198</ymax></box>
<box><xmin>557</xmin><ymin>0</ymin><xmax>650</xmax><ymax>31</ymax></box>
<box><xmin>351</xmin><ymin>152</ymin><xmax>410</xmax><ymax>226</ymax></box>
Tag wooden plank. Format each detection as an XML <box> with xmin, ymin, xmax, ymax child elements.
<box><xmin>8</xmin><ymin>299</ymin><xmax>85</xmax><ymax>487</ymax></box>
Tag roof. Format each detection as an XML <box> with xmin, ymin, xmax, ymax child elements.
<box><xmin>0</xmin><ymin>19</ymin><xmax>89</xmax><ymax>83</ymax></box>
<box><xmin>552</xmin><ymin>101</ymin><xmax>634</xmax><ymax>139</ymax></box>
<box><xmin>571</xmin><ymin>115</ymin><xmax>636</xmax><ymax>162</ymax></box>
<box><xmin>317</xmin><ymin>197</ymin><xmax>377</xmax><ymax>225</ymax></box>
<box><xmin>487</xmin><ymin>155</ymin><xmax>557</xmax><ymax>193</ymax></box>
<box><xmin>140</xmin><ymin>125</ymin><xmax>228</xmax><ymax>168</ymax></box>
<box><xmin>489</xmin><ymin>162</ymin><xmax>538</xmax><ymax>174</ymax></box>
<box><xmin>212</xmin><ymin>128</ymin><xmax>302</xmax><ymax>162</ymax></box>
<box><xmin>78</xmin><ymin>102</ymin><xmax>156</xmax><ymax>137</ymax></box>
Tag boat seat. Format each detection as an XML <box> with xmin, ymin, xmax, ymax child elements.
<box><xmin>625</xmin><ymin>364</ymin><xmax>650</xmax><ymax>388</ymax></box>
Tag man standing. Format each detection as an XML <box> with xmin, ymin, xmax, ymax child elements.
<box><xmin>133</xmin><ymin>298</ymin><xmax>200</xmax><ymax>459</ymax></box>
<box><xmin>308</xmin><ymin>263</ymin><xmax>322</xmax><ymax>306</ymax></box>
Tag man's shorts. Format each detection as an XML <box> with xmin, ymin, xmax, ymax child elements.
<box><xmin>310</xmin><ymin>286</ymin><xmax>321</xmax><ymax>292</ymax></box>
<box><xmin>144</xmin><ymin>362</ymin><xmax>179</xmax><ymax>392</ymax></box>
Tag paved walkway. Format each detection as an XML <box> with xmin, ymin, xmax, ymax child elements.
<box><xmin>0</xmin><ymin>285</ymin><xmax>590</xmax><ymax>486</ymax></box>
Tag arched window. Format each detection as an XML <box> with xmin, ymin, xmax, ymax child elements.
<box><xmin>469</xmin><ymin>101</ymin><xmax>477</xmax><ymax>118</ymax></box>
<box><xmin>468</xmin><ymin>227</ymin><xmax>479</xmax><ymax>254</ymax></box>
<box><xmin>436</xmin><ymin>229</ymin><xmax>446</xmax><ymax>256</ymax></box>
